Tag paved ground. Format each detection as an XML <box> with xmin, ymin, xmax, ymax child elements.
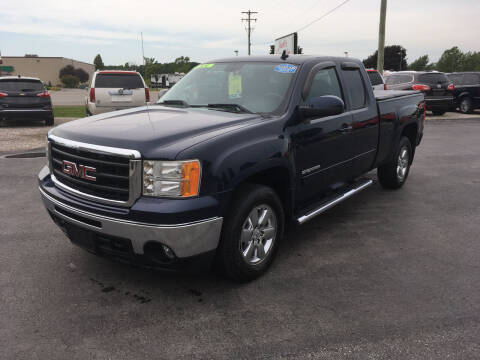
<box><xmin>1</xmin><ymin>120</ymin><xmax>479</xmax><ymax>359</ymax></box>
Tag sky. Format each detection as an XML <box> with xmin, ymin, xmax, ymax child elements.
<box><xmin>1</xmin><ymin>0</ymin><xmax>479</xmax><ymax>66</ymax></box>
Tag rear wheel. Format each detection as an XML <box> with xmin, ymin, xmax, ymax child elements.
<box><xmin>377</xmin><ymin>136</ymin><xmax>412</xmax><ymax>189</ymax></box>
<box><xmin>459</xmin><ymin>97</ymin><xmax>472</xmax><ymax>114</ymax></box>
<box><xmin>217</xmin><ymin>184</ymin><xmax>284</xmax><ymax>282</ymax></box>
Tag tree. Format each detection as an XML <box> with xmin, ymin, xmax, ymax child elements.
<box><xmin>94</xmin><ymin>54</ymin><xmax>104</xmax><ymax>70</ymax></box>
<box><xmin>408</xmin><ymin>55</ymin><xmax>430</xmax><ymax>71</ymax></box>
<box><xmin>60</xmin><ymin>75</ymin><xmax>80</xmax><ymax>88</ymax></box>
<box><xmin>363</xmin><ymin>45</ymin><xmax>408</xmax><ymax>71</ymax></box>
<box><xmin>436</xmin><ymin>47</ymin><xmax>465</xmax><ymax>72</ymax></box>
<box><xmin>74</xmin><ymin>68</ymin><xmax>89</xmax><ymax>83</ymax></box>
<box><xmin>462</xmin><ymin>51</ymin><xmax>480</xmax><ymax>71</ymax></box>
<box><xmin>59</xmin><ymin>65</ymin><xmax>75</xmax><ymax>78</ymax></box>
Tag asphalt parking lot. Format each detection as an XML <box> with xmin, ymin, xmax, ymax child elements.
<box><xmin>1</xmin><ymin>119</ymin><xmax>479</xmax><ymax>359</ymax></box>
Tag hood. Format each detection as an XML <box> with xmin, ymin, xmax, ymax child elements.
<box><xmin>50</xmin><ymin>105</ymin><xmax>263</xmax><ymax>159</ymax></box>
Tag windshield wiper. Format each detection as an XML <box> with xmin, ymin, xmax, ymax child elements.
<box><xmin>158</xmin><ymin>99</ymin><xmax>190</xmax><ymax>107</ymax></box>
<box><xmin>202</xmin><ymin>103</ymin><xmax>253</xmax><ymax>114</ymax></box>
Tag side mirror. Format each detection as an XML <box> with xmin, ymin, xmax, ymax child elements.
<box><xmin>299</xmin><ymin>95</ymin><xmax>344</xmax><ymax>119</ymax></box>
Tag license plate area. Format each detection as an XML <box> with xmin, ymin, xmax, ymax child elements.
<box><xmin>66</xmin><ymin>224</ymin><xmax>95</xmax><ymax>251</ymax></box>
<box><xmin>111</xmin><ymin>95</ymin><xmax>132</xmax><ymax>102</ymax></box>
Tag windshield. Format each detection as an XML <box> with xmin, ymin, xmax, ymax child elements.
<box><xmin>0</xmin><ymin>79</ymin><xmax>44</xmax><ymax>92</ymax></box>
<box><xmin>159</xmin><ymin>62</ymin><xmax>298</xmax><ymax>114</ymax></box>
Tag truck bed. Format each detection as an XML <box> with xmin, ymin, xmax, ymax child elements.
<box><xmin>374</xmin><ymin>89</ymin><xmax>420</xmax><ymax>101</ymax></box>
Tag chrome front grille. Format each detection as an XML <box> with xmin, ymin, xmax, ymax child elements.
<box><xmin>48</xmin><ymin>135</ymin><xmax>142</xmax><ymax>207</ymax></box>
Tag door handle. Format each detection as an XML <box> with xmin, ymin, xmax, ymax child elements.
<box><xmin>340</xmin><ymin>124</ymin><xmax>353</xmax><ymax>133</ymax></box>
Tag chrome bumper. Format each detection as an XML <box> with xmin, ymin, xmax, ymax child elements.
<box><xmin>39</xmin><ymin>186</ymin><xmax>223</xmax><ymax>258</ymax></box>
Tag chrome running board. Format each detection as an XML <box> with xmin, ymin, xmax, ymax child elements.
<box><xmin>297</xmin><ymin>178</ymin><xmax>373</xmax><ymax>225</ymax></box>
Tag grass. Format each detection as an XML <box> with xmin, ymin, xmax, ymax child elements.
<box><xmin>53</xmin><ymin>106</ymin><xmax>86</xmax><ymax>118</ymax></box>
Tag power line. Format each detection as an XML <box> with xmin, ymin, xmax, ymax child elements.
<box><xmin>241</xmin><ymin>10</ymin><xmax>258</xmax><ymax>55</ymax></box>
<box><xmin>295</xmin><ymin>0</ymin><xmax>353</xmax><ymax>33</ymax></box>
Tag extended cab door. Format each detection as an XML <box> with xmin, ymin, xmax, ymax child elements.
<box><xmin>338</xmin><ymin>62</ymin><xmax>379</xmax><ymax>178</ymax></box>
<box><xmin>291</xmin><ymin>62</ymin><xmax>354</xmax><ymax>206</ymax></box>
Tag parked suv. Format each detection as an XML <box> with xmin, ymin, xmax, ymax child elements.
<box><xmin>0</xmin><ymin>76</ymin><xmax>53</xmax><ymax>125</ymax></box>
<box><xmin>366</xmin><ymin>69</ymin><xmax>386</xmax><ymax>90</ymax></box>
<box><xmin>86</xmin><ymin>71</ymin><xmax>150</xmax><ymax>115</ymax></box>
<box><xmin>447</xmin><ymin>72</ymin><xmax>480</xmax><ymax>113</ymax></box>
<box><xmin>385</xmin><ymin>71</ymin><xmax>454</xmax><ymax>115</ymax></box>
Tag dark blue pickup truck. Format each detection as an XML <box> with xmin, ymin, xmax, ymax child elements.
<box><xmin>39</xmin><ymin>55</ymin><xmax>425</xmax><ymax>281</ymax></box>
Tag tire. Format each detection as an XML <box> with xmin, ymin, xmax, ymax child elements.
<box><xmin>432</xmin><ymin>110</ymin><xmax>446</xmax><ymax>116</ymax></box>
<box><xmin>459</xmin><ymin>97</ymin><xmax>472</xmax><ymax>114</ymax></box>
<box><xmin>45</xmin><ymin>117</ymin><xmax>54</xmax><ymax>126</ymax></box>
<box><xmin>217</xmin><ymin>183</ymin><xmax>284</xmax><ymax>282</ymax></box>
<box><xmin>377</xmin><ymin>136</ymin><xmax>412</xmax><ymax>189</ymax></box>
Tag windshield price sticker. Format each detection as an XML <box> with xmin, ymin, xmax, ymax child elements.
<box><xmin>274</xmin><ymin>64</ymin><xmax>297</xmax><ymax>73</ymax></box>
<box><xmin>196</xmin><ymin>63</ymin><xmax>215</xmax><ymax>69</ymax></box>
<box><xmin>228</xmin><ymin>73</ymin><xmax>242</xmax><ymax>99</ymax></box>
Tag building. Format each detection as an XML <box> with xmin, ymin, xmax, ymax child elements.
<box><xmin>0</xmin><ymin>56</ymin><xmax>95</xmax><ymax>86</ymax></box>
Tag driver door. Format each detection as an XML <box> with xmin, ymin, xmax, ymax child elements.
<box><xmin>291</xmin><ymin>63</ymin><xmax>354</xmax><ymax>207</ymax></box>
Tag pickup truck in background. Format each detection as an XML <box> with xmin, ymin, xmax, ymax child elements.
<box><xmin>39</xmin><ymin>55</ymin><xmax>425</xmax><ymax>281</ymax></box>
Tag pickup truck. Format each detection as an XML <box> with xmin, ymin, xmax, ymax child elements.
<box><xmin>38</xmin><ymin>55</ymin><xmax>425</xmax><ymax>281</ymax></box>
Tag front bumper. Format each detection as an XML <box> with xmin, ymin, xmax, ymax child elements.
<box><xmin>38</xmin><ymin>166</ymin><xmax>224</xmax><ymax>268</ymax></box>
<box><xmin>0</xmin><ymin>108</ymin><xmax>53</xmax><ymax>120</ymax></box>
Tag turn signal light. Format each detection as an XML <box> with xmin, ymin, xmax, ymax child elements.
<box><xmin>89</xmin><ymin>88</ymin><xmax>95</xmax><ymax>102</ymax></box>
<box><xmin>0</xmin><ymin>92</ymin><xmax>8</xmax><ymax>97</ymax></box>
<box><xmin>412</xmin><ymin>84</ymin><xmax>431</xmax><ymax>91</ymax></box>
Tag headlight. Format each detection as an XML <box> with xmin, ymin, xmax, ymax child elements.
<box><xmin>143</xmin><ymin>160</ymin><xmax>201</xmax><ymax>198</ymax></box>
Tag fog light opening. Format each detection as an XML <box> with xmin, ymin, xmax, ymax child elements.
<box><xmin>144</xmin><ymin>242</ymin><xmax>177</xmax><ymax>263</ymax></box>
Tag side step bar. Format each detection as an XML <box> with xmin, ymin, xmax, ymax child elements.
<box><xmin>296</xmin><ymin>178</ymin><xmax>373</xmax><ymax>225</ymax></box>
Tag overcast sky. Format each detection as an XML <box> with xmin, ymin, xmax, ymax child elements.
<box><xmin>1</xmin><ymin>0</ymin><xmax>479</xmax><ymax>65</ymax></box>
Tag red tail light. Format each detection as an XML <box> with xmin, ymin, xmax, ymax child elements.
<box><xmin>145</xmin><ymin>88</ymin><xmax>150</xmax><ymax>103</ymax></box>
<box><xmin>384</xmin><ymin>84</ymin><xmax>387</xmax><ymax>90</ymax></box>
<box><xmin>447</xmin><ymin>83</ymin><xmax>455</xmax><ymax>91</ymax></box>
<box><xmin>89</xmin><ymin>88</ymin><xmax>95</xmax><ymax>102</ymax></box>
<box><xmin>0</xmin><ymin>92</ymin><xmax>8</xmax><ymax>97</ymax></box>
<box><xmin>412</xmin><ymin>84</ymin><xmax>431</xmax><ymax>91</ymax></box>
<box><xmin>36</xmin><ymin>91</ymin><xmax>50</xmax><ymax>98</ymax></box>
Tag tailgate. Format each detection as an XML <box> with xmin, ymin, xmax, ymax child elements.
<box><xmin>94</xmin><ymin>73</ymin><xmax>145</xmax><ymax>108</ymax></box>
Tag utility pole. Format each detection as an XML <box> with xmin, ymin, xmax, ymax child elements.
<box><xmin>241</xmin><ymin>10</ymin><xmax>258</xmax><ymax>55</ymax></box>
<box><xmin>376</xmin><ymin>0</ymin><xmax>387</xmax><ymax>74</ymax></box>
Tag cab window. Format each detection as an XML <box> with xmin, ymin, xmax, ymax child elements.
<box><xmin>305</xmin><ymin>68</ymin><xmax>343</xmax><ymax>104</ymax></box>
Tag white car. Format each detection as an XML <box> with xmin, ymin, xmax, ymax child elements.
<box><xmin>86</xmin><ymin>70</ymin><xmax>150</xmax><ymax>115</ymax></box>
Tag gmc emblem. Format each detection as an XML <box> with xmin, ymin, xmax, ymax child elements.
<box><xmin>62</xmin><ymin>160</ymin><xmax>96</xmax><ymax>181</ymax></box>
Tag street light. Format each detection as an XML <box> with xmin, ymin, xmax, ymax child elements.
<box><xmin>398</xmin><ymin>51</ymin><xmax>403</xmax><ymax>71</ymax></box>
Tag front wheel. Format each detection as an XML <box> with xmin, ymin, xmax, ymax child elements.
<box><xmin>217</xmin><ymin>184</ymin><xmax>284</xmax><ymax>282</ymax></box>
<box><xmin>377</xmin><ymin>136</ymin><xmax>412</xmax><ymax>189</ymax></box>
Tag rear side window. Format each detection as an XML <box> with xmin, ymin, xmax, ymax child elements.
<box><xmin>385</xmin><ymin>74</ymin><xmax>414</xmax><ymax>85</ymax></box>
<box><xmin>0</xmin><ymin>80</ymin><xmax>44</xmax><ymax>92</ymax></box>
<box><xmin>342</xmin><ymin>69</ymin><xmax>366</xmax><ymax>110</ymax></box>
<box><xmin>463</xmin><ymin>73</ymin><xmax>480</xmax><ymax>85</ymax></box>
<box><xmin>448</xmin><ymin>74</ymin><xmax>463</xmax><ymax>85</ymax></box>
<box><xmin>306</xmin><ymin>68</ymin><xmax>343</xmax><ymax>103</ymax></box>
<box><xmin>367</xmin><ymin>71</ymin><xmax>383</xmax><ymax>86</ymax></box>
<box><xmin>418</xmin><ymin>73</ymin><xmax>449</xmax><ymax>84</ymax></box>
<box><xmin>94</xmin><ymin>73</ymin><xmax>144</xmax><ymax>89</ymax></box>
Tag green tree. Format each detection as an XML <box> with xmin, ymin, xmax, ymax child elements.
<box><xmin>408</xmin><ymin>55</ymin><xmax>430</xmax><ymax>71</ymax></box>
<box><xmin>93</xmin><ymin>54</ymin><xmax>104</xmax><ymax>70</ymax></box>
<box><xmin>461</xmin><ymin>51</ymin><xmax>480</xmax><ymax>71</ymax></box>
<box><xmin>61</xmin><ymin>75</ymin><xmax>80</xmax><ymax>88</ymax></box>
<box><xmin>74</xmin><ymin>68</ymin><xmax>89</xmax><ymax>83</ymax></box>
<box><xmin>436</xmin><ymin>46</ymin><xmax>464</xmax><ymax>72</ymax></box>
<box><xmin>363</xmin><ymin>45</ymin><xmax>408</xmax><ymax>71</ymax></box>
